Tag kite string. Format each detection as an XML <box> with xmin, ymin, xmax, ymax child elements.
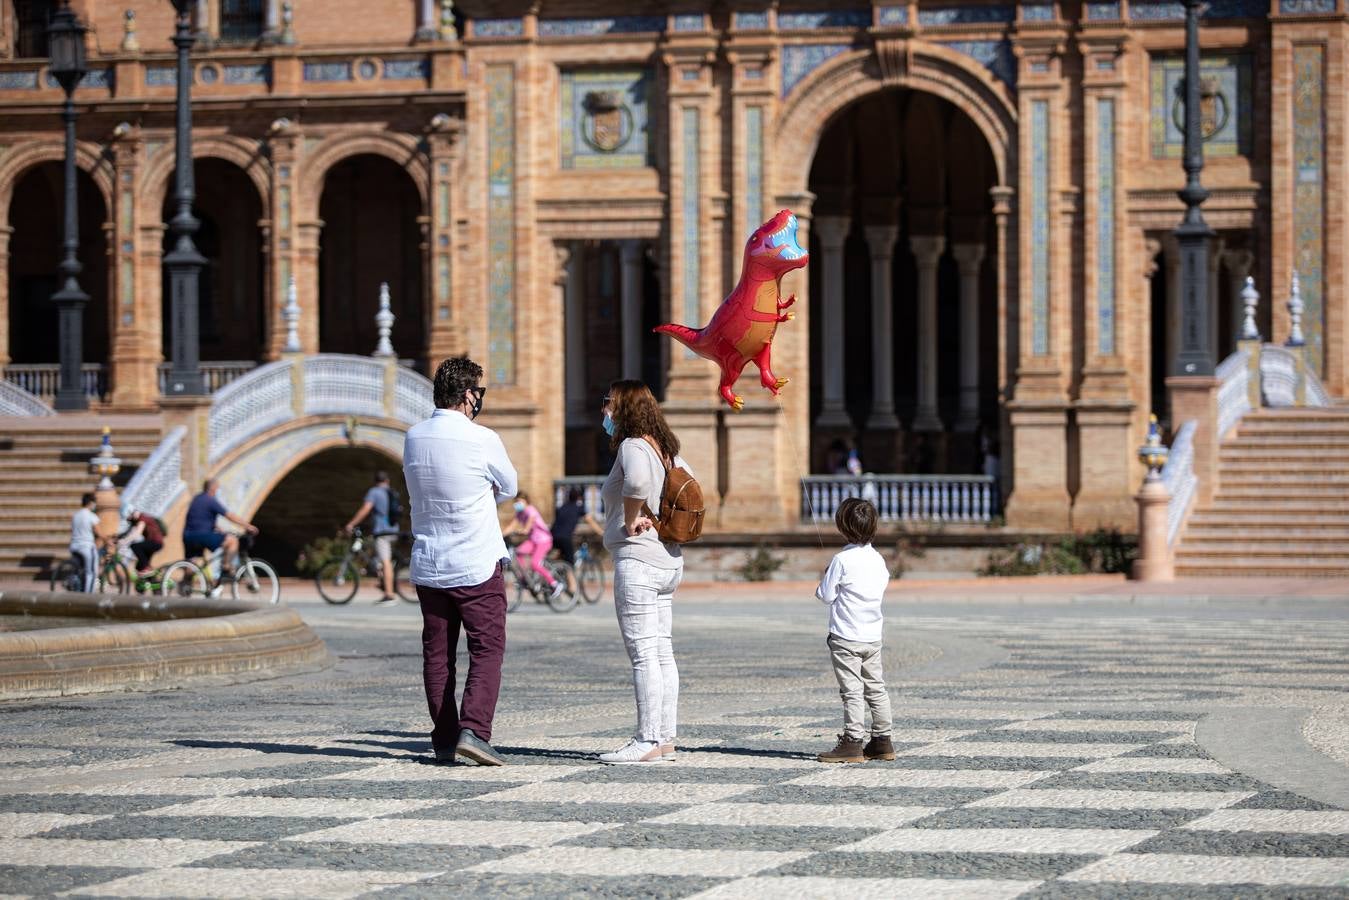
<box><xmin>775</xmin><ymin>392</ymin><xmax>827</xmax><ymax>550</ymax></box>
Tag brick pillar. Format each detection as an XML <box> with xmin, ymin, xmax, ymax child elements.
<box><xmin>0</xmin><ymin>225</ymin><xmax>11</xmax><ymax>368</ymax></box>
<box><xmin>1167</xmin><ymin>375</ymin><xmax>1219</xmax><ymax>508</ymax></box>
<box><xmin>265</xmin><ymin>128</ymin><xmax>298</xmax><ymax>361</ymax></box>
<box><xmin>426</xmin><ymin>122</ymin><xmax>464</xmax><ymax>363</ymax></box>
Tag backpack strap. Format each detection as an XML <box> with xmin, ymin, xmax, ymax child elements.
<box><xmin>640</xmin><ymin>435</ymin><xmax>672</xmax><ymax>471</ymax></box>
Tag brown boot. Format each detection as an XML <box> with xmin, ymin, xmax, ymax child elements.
<box><xmin>864</xmin><ymin>734</ymin><xmax>896</xmax><ymax>761</ymax></box>
<box><xmin>818</xmin><ymin>734</ymin><xmax>865</xmax><ymax>763</ymax></box>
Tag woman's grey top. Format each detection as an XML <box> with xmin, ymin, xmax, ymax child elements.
<box><xmin>600</xmin><ymin>437</ymin><xmax>691</xmax><ymax>571</ymax></box>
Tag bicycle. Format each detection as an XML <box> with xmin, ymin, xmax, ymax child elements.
<box><xmin>572</xmin><ymin>539</ymin><xmax>606</xmax><ymax>604</ymax></box>
<box><xmin>130</xmin><ymin>562</ymin><xmax>198</xmax><ymax>597</ymax></box>
<box><xmin>505</xmin><ymin>540</ymin><xmax>577</xmax><ymax>613</ymax></box>
<box><xmin>49</xmin><ymin>544</ymin><xmax>129</xmax><ymax>595</ymax></box>
<box><xmin>315</xmin><ymin>528</ymin><xmax>414</xmax><ymax>605</ymax></box>
<box><xmin>160</xmin><ymin>532</ymin><xmax>281</xmax><ymax>604</ymax></box>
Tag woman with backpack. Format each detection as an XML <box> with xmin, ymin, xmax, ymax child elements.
<box><xmin>597</xmin><ymin>380</ymin><xmax>703</xmax><ymax>765</ymax></box>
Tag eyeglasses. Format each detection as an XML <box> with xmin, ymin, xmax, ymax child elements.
<box><xmin>601</xmin><ymin>395</ymin><xmax>611</xmax><ymax>407</ymax></box>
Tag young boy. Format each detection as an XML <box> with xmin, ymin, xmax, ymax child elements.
<box><xmin>815</xmin><ymin>497</ymin><xmax>895</xmax><ymax>763</ymax></box>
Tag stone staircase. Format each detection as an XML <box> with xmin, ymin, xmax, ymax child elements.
<box><xmin>1175</xmin><ymin>407</ymin><xmax>1349</xmax><ymax>577</ymax></box>
<box><xmin>0</xmin><ymin>415</ymin><xmax>164</xmax><ymax>584</ymax></box>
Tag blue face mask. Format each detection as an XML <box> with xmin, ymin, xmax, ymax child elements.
<box><xmin>513</xmin><ymin>501</ymin><xmax>525</xmax><ymax>513</ymax></box>
<box><xmin>602</xmin><ymin>413</ymin><xmax>616</xmax><ymax>437</ymax></box>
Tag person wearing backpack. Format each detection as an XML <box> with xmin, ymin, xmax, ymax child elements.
<box><xmin>597</xmin><ymin>380</ymin><xmax>704</xmax><ymax>765</ymax></box>
<box><xmin>344</xmin><ymin>471</ymin><xmax>402</xmax><ymax>605</ymax></box>
<box><xmin>121</xmin><ymin>508</ymin><xmax>165</xmax><ymax>575</ymax></box>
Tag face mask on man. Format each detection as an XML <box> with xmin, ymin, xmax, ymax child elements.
<box><xmin>513</xmin><ymin>500</ymin><xmax>526</xmax><ymax>513</ymax></box>
<box><xmin>602</xmin><ymin>413</ymin><xmax>616</xmax><ymax>437</ymax></box>
<box><xmin>466</xmin><ymin>387</ymin><xmax>485</xmax><ymax>420</ymax></box>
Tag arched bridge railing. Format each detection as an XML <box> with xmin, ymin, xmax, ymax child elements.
<box><xmin>208</xmin><ymin>354</ymin><xmax>434</xmax><ymax>464</ymax></box>
<box><xmin>120</xmin><ymin>426</ymin><xmax>188</xmax><ymax>519</ymax></box>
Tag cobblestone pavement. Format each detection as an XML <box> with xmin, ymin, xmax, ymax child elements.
<box><xmin>2</xmin><ymin>588</ymin><xmax>1347</xmax><ymax>898</ymax></box>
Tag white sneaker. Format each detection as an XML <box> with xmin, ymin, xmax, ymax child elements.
<box><xmin>598</xmin><ymin>739</ymin><xmax>662</xmax><ymax>765</ymax></box>
<box><xmin>549</xmin><ymin>580</ymin><xmax>567</xmax><ymax>600</ymax></box>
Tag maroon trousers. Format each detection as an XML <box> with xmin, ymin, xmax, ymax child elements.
<box><xmin>416</xmin><ymin>566</ymin><xmax>507</xmax><ymax>748</ymax></box>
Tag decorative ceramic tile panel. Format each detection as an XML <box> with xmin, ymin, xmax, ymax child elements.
<box><xmin>673</xmin><ymin>14</ymin><xmax>705</xmax><ymax>30</ymax></box>
<box><xmin>1149</xmin><ymin>53</ymin><xmax>1252</xmax><ymax>158</ymax></box>
<box><xmin>879</xmin><ymin>5</ymin><xmax>909</xmax><ymax>24</ymax></box>
<box><xmin>487</xmin><ymin>63</ymin><xmax>516</xmax><ymax>385</ymax></box>
<box><xmin>781</xmin><ymin>43</ymin><xmax>851</xmax><ymax>98</ymax></box>
<box><xmin>1023</xmin><ymin>4</ymin><xmax>1056</xmax><ymax>20</ymax></box>
<box><xmin>1096</xmin><ymin>97</ymin><xmax>1116</xmax><ymax>357</ymax></box>
<box><xmin>1031</xmin><ymin>99</ymin><xmax>1050</xmax><ymax>357</ymax></box>
<box><xmin>1293</xmin><ymin>44</ymin><xmax>1325</xmax><ymax>374</ymax></box>
<box><xmin>146</xmin><ymin>66</ymin><xmax>177</xmax><ymax>86</ymax></box>
<box><xmin>1280</xmin><ymin>0</ymin><xmax>1336</xmax><ymax>11</ymax></box>
<box><xmin>745</xmin><ymin>106</ymin><xmax>765</xmax><ymax>227</ymax></box>
<box><xmin>943</xmin><ymin>40</ymin><xmax>1016</xmax><ymax>88</ymax></box>
<box><xmin>1129</xmin><ymin>1</ymin><xmax>1186</xmax><ymax>18</ymax></box>
<box><xmin>778</xmin><ymin>9</ymin><xmax>871</xmax><ymax>28</ymax></box>
<box><xmin>474</xmin><ymin>18</ymin><xmax>524</xmax><ymax>37</ymax></box>
<box><xmin>383</xmin><ymin>59</ymin><xmax>428</xmax><ymax>80</ymax></box>
<box><xmin>734</xmin><ymin>11</ymin><xmax>770</xmax><ymax>29</ymax></box>
<box><xmin>918</xmin><ymin>5</ymin><xmax>1015</xmax><ymax>25</ymax></box>
<box><xmin>560</xmin><ymin>69</ymin><xmax>652</xmax><ymax>169</ymax></box>
<box><xmin>0</xmin><ymin>70</ymin><xmax>39</xmax><ymax>89</ymax></box>
<box><xmin>1086</xmin><ymin>2</ymin><xmax>1122</xmax><ymax>18</ymax></box>
<box><xmin>303</xmin><ymin>61</ymin><xmax>352</xmax><ymax>82</ymax></box>
<box><xmin>539</xmin><ymin>16</ymin><xmax>665</xmax><ymax>36</ymax></box>
<box><xmin>47</xmin><ymin>68</ymin><xmax>113</xmax><ymax>89</ymax></box>
<box><xmin>1132</xmin><ymin>0</ymin><xmax>1266</xmax><ymax>17</ymax></box>
<box><xmin>224</xmin><ymin>63</ymin><xmax>269</xmax><ymax>84</ymax></box>
<box><xmin>681</xmin><ymin>107</ymin><xmax>700</xmax><ymax>356</ymax></box>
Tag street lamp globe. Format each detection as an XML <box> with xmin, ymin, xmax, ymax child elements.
<box><xmin>47</xmin><ymin>2</ymin><xmax>88</xmax><ymax>94</ymax></box>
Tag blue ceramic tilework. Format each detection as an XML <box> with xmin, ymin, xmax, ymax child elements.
<box><xmin>1293</xmin><ymin>44</ymin><xmax>1325</xmax><ymax>374</ymax></box>
<box><xmin>779</xmin><ymin>9</ymin><xmax>871</xmax><ymax>28</ymax></box>
<box><xmin>0</xmin><ymin>70</ymin><xmax>39</xmax><ymax>89</ymax></box>
<box><xmin>942</xmin><ymin>40</ymin><xmax>1016</xmax><ymax>87</ymax></box>
<box><xmin>1031</xmin><ymin>99</ymin><xmax>1050</xmax><ymax>357</ymax></box>
<box><xmin>746</xmin><ymin>105</ymin><xmax>764</xmax><ymax>226</ymax></box>
<box><xmin>383</xmin><ymin>59</ymin><xmax>429</xmax><ymax>80</ymax></box>
<box><xmin>224</xmin><ymin>63</ymin><xmax>269</xmax><ymax>84</ymax></box>
<box><xmin>474</xmin><ymin>18</ymin><xmax>524</xmax><ymax>37</ymax></box>
<box><xmin>781</xmin><ymin>43</ymin><xmax>851</xmax><ymax>97</ymax></box>
<box><xmin>146</xmin><ymin>66</ymin><xmax>177</xmax><ymax>86</ymax></box>
<box><xmin>1086</xmin><ymin>1</ymin><xmax>1122</xmax><ymax>17</ymax></box>
<box><xmin>487</xmin><ymin>63</ymin><xmax>516</xmax><ymax>385</ymax></box>
<box><xmin>879</xmin><ymin>5</ymin><xmax>909</xmax><ymax>24</ymax></box>
<box><xmin>734</xmin><ymin>11</ymin><xmax>770</xmax><ymax>29</ymax></box>
<box><xmin>1096</xmin><ymin>97</ymin><xmax>1116</xmax><ymax>357</ymax></box>
<box><xmin>672</xmin><ymin>14</ymin><xmax>705</xmax><ymax>30</ymax></box>
<box><xmin>303</xmin><ymin>61</ymin><xmax>352</xmax><ymax>82</ymax></box>
<box><xmin>1281</xmin><ymin>0</ymin><xmax>1336</xmax><ymax>12</ymax></box>
<box><xmin>1149</xmin><ymin>53</ymin><xmax>1252</xmax><ymax>158</ymax></box>
<box><xmin>1204</xmin><ymin>0</ymin><xmax>1269</xmax><ymax>16</ymax></box>
<box><xmin>1023</xmin><ymin>4</ymin><xmax>1056</xmax><ymax>20</ymax></box>
<box><xmin>47</xmin><ymin>68</ymin><xmax>112</xmax><ymax>89</ymax></box>
<box><xmin>919</xmin><ymin>5</ymin><xmax>1015</xmax><ymax>25</ymax></box>
<box><xmin>539</xmin><ymin>16</ymin><xmax>665</xmax><ymax>36</ymax></box>
<box><xmin>560</xmin><ymin>68</ymin><xmax>652</xmax><ymax>169</ymax></box>
<box><xmin>1132</xmin><ymin>0</ymin><xmax>1265</xmax><ymax>18</ymax></box>
<box><xmin>681</xmin><ymin>107</ymin><xmax>701</xmax><ymax>355</ymax></box>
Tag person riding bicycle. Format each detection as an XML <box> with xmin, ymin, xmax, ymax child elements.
<box><xmin>69</xmin><ymin>492</ymin><xmax>105</xmax><ymax>592</ymax></box>
<box><xmin>121</xmin><ymin>507</ymin><xmax>165</xmax><ymax>575</ymax></box>
<box><xmin>502</xmin><ymin>491</ymin><xmax>565</xmax><ymax>600</ymax></box>
<box><xmin>182</xmin><ymin>479</ymin><xmax>257</xmax><ymax>574</ymax></box>
<box><xmin>551</xmin><ymin>487</ymin><xmax>602</xmax><ymax>565</ymax></box>
<box><xmin>343</xmin><ymin>470</ymin><xmax>402</xmax><ymax>605</ymax></box>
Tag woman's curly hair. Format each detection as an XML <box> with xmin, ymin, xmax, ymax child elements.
<box><xmin>608</xmin><ymin>380</ymin><xmax>679</xmax><ymax>461</ymax></box>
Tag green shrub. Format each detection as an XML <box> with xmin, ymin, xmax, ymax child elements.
<box><xmin>738</xmin><ymin>544</ymin><xmax>786</xmax><ymax>582</ymax></box>
<box><xmin>977</xmin><ymin>529</ymin><xmax>1134</xmax><ymax>577</ymax></box>
<box><xmin>295</xmin><ymin>534</ymin><xmax>347</xmax><ymax>576</ymax></box>
<box><xmin>890</xmin><ymin>534</ymin><xmax>930</xmax><ymax>579</ymax></box>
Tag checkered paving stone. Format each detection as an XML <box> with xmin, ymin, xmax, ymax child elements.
<box><xmin>0</xmin><ymin>605</ymin><xmax>1346</xmax><ymax>897</ymax></box>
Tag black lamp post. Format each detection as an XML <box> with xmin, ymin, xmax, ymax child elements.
<box><xmin>1172</xmin><ymin>0</ymin><xmax>1215</xmax><ymax>377</ymax></box>
<box><xmin>47</xmin><ymin>2</ymin><xmax>89</xmax><ymax>411</ymax></box>
<box><xmin>163</xmin><ymin>0</ymin><xmax>205</xmax><ymax>395</ymax></box>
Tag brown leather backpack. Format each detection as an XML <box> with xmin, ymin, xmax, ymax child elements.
<box><xmin>640</xmin><ymin>436</ymin><xmax>705</xmax><ymax>544</ymax></box>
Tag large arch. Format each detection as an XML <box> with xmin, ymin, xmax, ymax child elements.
<box><xmin>772</xmin><ymin>42</ymin><xmax>1017</xmax><ymax>198</ymax></box>
<box><xmin>137</xmin><ymin>134</ymin><xmax>272</xmax><ymax>223</ymax></box>
<box><xmin>297</xmin><ymin>131</ymin><xmax>428</xmax><ymax>223</ymax></box>
<box><xmin>0</xmin><ymin>140</ymin><xmax>115</xmax><ymax>215</ymax></box>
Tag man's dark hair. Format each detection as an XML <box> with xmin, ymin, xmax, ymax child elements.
<box><xmin>374</xmin><ymin>470</ymin><xmax>389</xmax><ymax>484</ymax></box>
<box><xmin>80</xmin><ymin>492</ymin><xmax>95</xmax><ymax>507</ymax></box>
<box><xmin>835</xmin><ymin>497</ymin><xmax>878</xmax><ymax>545</ymax></box>
<box><xmin>433</xmin><ymin>356</ymin><xmax>484</xmax><ymax>409</ymax></box>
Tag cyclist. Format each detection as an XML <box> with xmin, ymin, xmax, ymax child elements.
<box><xmin>343</xmin><ymin>470</ymin><xmax>402</xmax><ymax>605</ymax></box>
<box><xmin>182</xmin><ymin>479</ymin><xmax>257</xmax><ymax>575</ymax></box>
<box><xmin>121</xmin><ymin>508</ymin><xmax>165</xmax><ymax>576</ymax></box>
<box><xmin>502</xmin><ymin>491</ymin><xmax>564</xmax><ymax>600</ymax></box>
<box><xmin>550</xmin><ymin>487</ymin><xmax>602</xmax><ymax>565</ymax></box>
<box><xmin>69</xmin><ymin>492</ymin><xmax>104</xmax><ymax>592</ymax></box>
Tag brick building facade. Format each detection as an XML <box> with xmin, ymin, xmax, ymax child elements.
<box><xmin>1</xmin><ymin>0</ymin><xmax>1343</xmax><ymax>534</ymax></box>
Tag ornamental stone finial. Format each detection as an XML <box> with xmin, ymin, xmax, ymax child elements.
<box><xmin>1137</xmin><ymin>413</ymin><xmax>1169</xmax><ymax>482</ymax></box>
<box><xmin>1239</xmin><ymin>275</ymin><xmax>1260</xmax><ymax>341</ymax></box>
<box><xmin>374</xmin><ymin>282</ymin><xmax>396</xmax><ymax>357</ymax></box>
<box><xmin>282</xmin><ymin>275</ymin><xmax>301</xmax><ymax>353</ymax></box>
<box><xmin>90</xmin><ymin>426</ymin><xmax>122</xmax><ymax>492</ymax></box>
<box><xmin>279</xmin><ymin>1</ymin><xmax>296</xmax><ymax>44</ymax></box>
<box><xmin>440</xmin><ymin>0</ymin><xmax>458</xmax><ymax>40</ymax></box>
<box><xmin>121</xmin><ymin>10</ymin><xmax>140</xmax><ymax>52</ymax></box>
<box><xmin>1287</xmin><ymin>271</ymin><xmax>1305</xmax><ymax>348</ymax></box>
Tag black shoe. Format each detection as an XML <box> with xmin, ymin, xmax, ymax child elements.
<box><xmin>455</xmin><ymin>728</ymin><xmax>507</xmax><ymax>766</ymax></box>
<box><xmin>432</xmin><ymin>745</ymin><xmax>457</xmax><ymax>765</ymax></box>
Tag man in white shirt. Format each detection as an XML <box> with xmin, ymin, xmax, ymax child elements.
<box><xmin>404</xmin><ymin>356</ymin><xmax>518</xmax><ymax>766</ymax></box>
<box><xmin>69</xmin><ymin>492</ymin><xmax>103</xmax><ymax>593</ymax></box>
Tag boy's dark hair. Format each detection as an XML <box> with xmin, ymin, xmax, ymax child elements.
<box><xmin>80</xmin><ymin>492</ymin><xmax>95</xmax><ymax>507</ymax></box>
<box><xmin>835</xmin><ymin>497</ymin><xmax>878</xmax><ymax>545</ymax></box>
<box><xmin>433</xmin><ymin>356</ymin><xmax>483</xmax><ymax>409</ymax></box>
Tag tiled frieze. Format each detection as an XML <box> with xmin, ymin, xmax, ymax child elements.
<box><xmin>1150</xmin><ymin>53</ymin><xmax>1253</xmax><ymax>158</ymax></box>
<box><xmin>919</xmin><ymin>5</ymin><xmax>1015</xmax><ymax>25</ymax></box>
<box><xmin>559</xmin><ymin>69</ymin><xmax>652</xmax><ymax>169</ymax></box>
<box><xmin>745</xmin><ymin>106</ymin><xmax>765</xmax><ymax>226</ymax></box>
<box><xmin>942</xmin><ymin>40</ymin><xmax>1017</xmax><ymax>87</ymax></box>
<box><xmin>781</xmin><ymin>44</ymin><xmax>850</xmax><ymax>97</ymax></box>
<box><xmin>486</xmin><ymin>63</ymin><xmax>516</xmax><ymax>385</ymax></box>
<box><xmin>1096</xmin><ymin>97</ymin><xmax>1117</xmax><ymax>357</ymax></box>
<box><xmin>1293</xmin><ymin>43</ymin><xmax>1325</xmax><ymax>374</ymax></box>
<box><xmin>778</xmin><ymin>10</ymin><xmax>871</xmax><ymax>29</ymax></box>
<box><xmin>474</xmin><ymin>19</ymin><xmax>524</xmax><ymax>38</ymax></box>
<box><xmin>538</xmin><ymin>17</ymin><xmax>665</xmax><ymax>37</ymax></box>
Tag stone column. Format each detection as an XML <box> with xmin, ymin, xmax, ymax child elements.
<box><xmin>814</xmin><ymin>215</ymin><xmax>852</xmax><ymax>429</ymax></box>
<box><xmin>562</xmin><ymin>242</ymin><xmax>586</xmax><ymax>428</ymax></box>
<box><xmin>863</xmin><ymin>225</ymin><xmax>900</xmax><ymax>431</ymax></box>
<box><xmin>294</xmin><ymin>221</ymin><xmax>322</xmax><ymax>354</ymax></box>
<box><xmin>1224</xmin><ymin>248</ymin><xmax>1255</xmax><ymax>346</ymax></box>
<box><xmin>620</xmin><ymin>239</ymin><xmax>643</xmax><ymax>380</ymax></box>
<box><xmin>952</xmin><ymin>242</ymin><xmax>985</xmax><ymax>433</ymax></box>
<box><xmin>1163</xmin><ymin>234</ymin><xmax>1181</xmax><ymax>387</ymax></box>
<box><xmin>108</xmin><ymin>137</ymin><xmax>159</xmax><ymax>409</ymax></box>
<box><xmin>0</xmin><ymin>226</ymin><xmax>11</xmax><ymax>368</ymax></box>
<box><xmin>910</xmin><ymin>234</ymin><xmax>946</xmax><ymax>432</ymax></box>
<box><xmin>1208</xmin><ymin>236</ymin><xmax>1225</xmax><ymax>363</ymax></box>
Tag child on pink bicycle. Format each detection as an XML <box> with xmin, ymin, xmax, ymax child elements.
<box><xmin>502</xmin><ymin>491</ymin><xmax>565</xmax><ymax>600</ymax></box>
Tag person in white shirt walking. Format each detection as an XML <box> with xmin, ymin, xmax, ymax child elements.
<box><xmin>403</xmin><ymin>356</ymin><xmax>518</xmax><ymax>767</ymax></box>
<box><xmin>815</xmin><ymin>497</ymin><xmax>895</xmax><ymax>764</ymax></box>
<box><xmin>69</xmin><ymin>492</ymin><xmax>104</xmax><ymax>593</ymax></box>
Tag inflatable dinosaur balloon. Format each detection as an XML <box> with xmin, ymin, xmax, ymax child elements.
<box><xmin>654</xmin><ymin>209</ymin><xmax>808</xmax><ymax>410</ymax></box>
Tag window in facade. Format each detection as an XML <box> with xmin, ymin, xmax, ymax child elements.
<box><xmin>218</xmin><ymin>0</ymin><xmax>264</xmax><ymax>43</ymax></box>
<box><xmin>14</xmin><ymin>0</ymin><xmax>55</xmax><ymax>58</ymax></box>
